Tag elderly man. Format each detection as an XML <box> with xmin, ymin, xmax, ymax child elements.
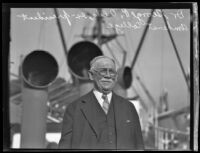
<box><xmin>58</xmin><ymin>56</ymin><xmax>144</xmax><ymax>150</ymax></box>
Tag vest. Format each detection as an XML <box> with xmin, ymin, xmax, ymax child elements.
<box><xmin>94</xmin><ymin>98</ymin><xmax>117</xmax><ymax>149</ymax></box>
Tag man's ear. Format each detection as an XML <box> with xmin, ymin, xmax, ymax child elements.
<box><xmin>88</xmin><ymin>71</ymin><xmax>94</xmax><ymax>80</ymax></box>
<box><xmin>115</xmin><ymin>74</ymin><xmax>118</xmax><ymax>82</ymax></box>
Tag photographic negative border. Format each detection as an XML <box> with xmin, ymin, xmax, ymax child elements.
<box><xmin>2</xmin><ymin>2</ymin><xmax>198</xmax><ymax>151</ymax></box>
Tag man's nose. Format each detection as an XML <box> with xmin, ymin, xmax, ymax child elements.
<box><xmin>104</xmin><ymin>70</ymin><xmax>112</xmax><ymax>77</ymax></box>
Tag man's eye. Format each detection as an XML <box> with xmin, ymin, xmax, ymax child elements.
<box><xmin>110</xmin><ymin>70</ymin><xmax>116</xmax><ymax>74</ymax></box>
<box><xmin>99</xmin><ymin>71</ymin><xmax>107</xmax><ymax>74</ymax></box>
<box><xmin>98</xmin><ymin>69</ymin><xmax>105</xmax><ymax>72</ymax></box>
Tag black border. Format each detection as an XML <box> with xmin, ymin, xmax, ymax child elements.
<box><xmin>2</xmin><ymin>2</ymin><xmax>195</xmax><ymax>9</ymax></box>
<box><xmin>189</xmin><ymin>6</ymin><xmax>194</xmax><ymax>151</ymax></box>
<box><xmin>2</xmin><ymin>3</ymin><xmax>11</xmax><ymax>151</ymax></box>
<box><xmin>2</xmin><ymin>2</ymin><xmax>196</xmax><ymax>152</ymax></box>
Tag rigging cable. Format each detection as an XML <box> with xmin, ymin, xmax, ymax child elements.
<box><xmin>130</xmin><ymin>9</ymin><xmax>155</xmax><ymax>70</ymax></box>
<box><xmin>37</xmin><ymin>9</ymin><xmax>46</xmax><ymax>49</ymax></box>
<box><xmin>161</xmin><ymin>9</ymin><xmax>190</xmax><ymax>91</ymax></box>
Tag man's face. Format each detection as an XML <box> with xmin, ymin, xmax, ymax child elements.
<box><xmin>89</xmin><ymin>58</ymin><xmax>117</xmax><ymax>94</ymax></box>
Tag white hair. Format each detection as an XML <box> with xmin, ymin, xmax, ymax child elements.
<box><xmin>90</xmin><ymin>56</ymin><xmax>116</xmax><ymax>71</ymax></box>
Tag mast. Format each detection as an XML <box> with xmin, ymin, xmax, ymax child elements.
<box><xmin>96</xmin><ymin>8</ymin><xmax>102</xmax><ymax>47</ymax></box>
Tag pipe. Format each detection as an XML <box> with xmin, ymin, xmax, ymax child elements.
<box><xmin>20</xmin><ymin>50</ymin><xmax>58</xmax><ymax>148</ymax></box>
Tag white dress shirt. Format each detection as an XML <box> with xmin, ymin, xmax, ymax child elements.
<box><xmin>93</xmin><ymin>89</ymin><xmax>112</xmax><ymax>108</ymax></box>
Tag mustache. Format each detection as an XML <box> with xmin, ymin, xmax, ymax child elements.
<box><xmin>101</xmin><ymin>75</ymin><xmax>116</xmax><ymax>80</ymax></box>
<box><xmin>100</xmin><ymin>79</ymin><xmax>115</xmax><ymax>83</ymax></box>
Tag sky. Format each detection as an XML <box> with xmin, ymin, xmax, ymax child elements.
<box><xmin>9</xmin><ymin>8</ymin><xmax>191</xmax><ymax>113</ymax></box>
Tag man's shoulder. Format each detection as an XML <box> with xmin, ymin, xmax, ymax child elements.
<box><xmin>66</xmin><ymin>91</ymin><xmax>93</xmax><ymax>108</ymax></box>
<box><xmin>113</xmin><ymin>92</ymin><xmax>131</xmax><ymax>103</ymax></box>
<box><xmin>113</xmin><ymin>92</ymin><xmax>137</xmax><ymax>109</ymax></box>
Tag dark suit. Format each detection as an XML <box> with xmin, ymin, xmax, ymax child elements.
<box><xmin>58</xmin><ymin>91</ymin><xmax>144</xmax><ymax>150</ymax></box>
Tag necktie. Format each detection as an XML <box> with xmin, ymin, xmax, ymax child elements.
<box><xmin>102</xmin><ymin>94</ymin><xmax>109</xmax><ymax>114</ymax></box>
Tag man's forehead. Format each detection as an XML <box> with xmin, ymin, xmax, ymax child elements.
<box><xmin>92</xmin><ymin>57</ymin><xmax>115</xmax><ymax>69</ymax></box>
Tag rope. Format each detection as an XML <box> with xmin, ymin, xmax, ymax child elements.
<box><xmin>37</xmin><ymin>9</ymin><xmax>46</xmax><ymax>49</ymax></box>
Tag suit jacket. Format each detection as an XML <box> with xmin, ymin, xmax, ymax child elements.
<box><xmin>58</xmin><ymin>90</ymin><xmax>144</xmax><ymax>150</ymax></box>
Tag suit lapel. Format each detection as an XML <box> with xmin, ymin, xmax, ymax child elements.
<box><xmin>80</xmin><ymin>91</ymin><xmax>101</xmax><ymax>139</ymax></box>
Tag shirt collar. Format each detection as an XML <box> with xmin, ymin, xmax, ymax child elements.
<box><xmin>93</xmin><ymin>89</ymin><xmax>112</xmax><ymax>107</ymax></box>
